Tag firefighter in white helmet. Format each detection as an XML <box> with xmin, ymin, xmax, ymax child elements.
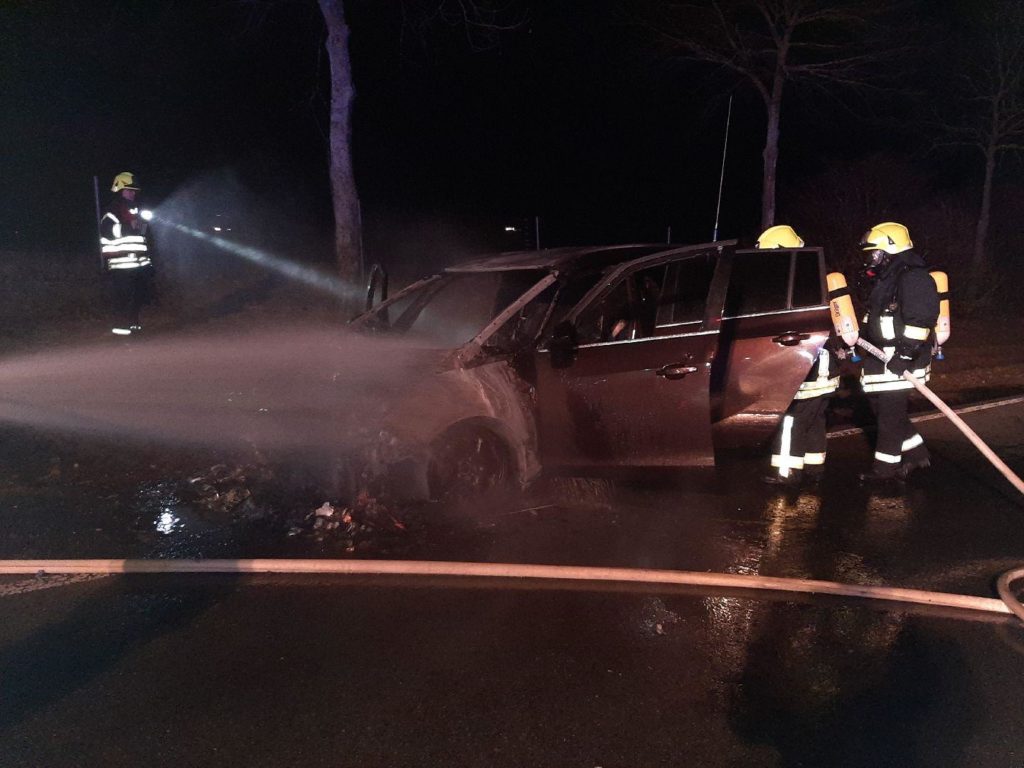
<box><xmin>857</xmin><ymin>222</ymin><xmax>939</xmax><ymax>482</ymax></box>
<box><xmin>99</xmin><ymin>171</ymin><xmax>154</xmax><ymax>335</ymax></box>
<box><xmin>759</xmin><ymin>226</ymin><xmax>841</xmax><ymax>486</ymax></box>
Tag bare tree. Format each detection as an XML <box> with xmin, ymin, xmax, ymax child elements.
<box><xmin>940</xmin><ymin>1</ymin><xmax>1024</xmax><ymax>287</ymax></box>
<box><xmin>315</xmin><ymin>1</ymin><xmax>524</xmax><ymax>284</ymax></box>
<box><xmin>400</xmin><ymin>0</ymin><xmax>524</xmax><ymax>53</ymax></box>
<box><xmin>639</xmin><ymin>0</ymin><xmax>887</xmax><ymax>231</ymax></box>
<box><xmin>318</xmin><ymin>0</ymin><xmax>361</xmax><ymax>282</ymax></box>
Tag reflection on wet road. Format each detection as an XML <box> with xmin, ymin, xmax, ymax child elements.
<box><xmin>0</xmin><ymin>399</ymin><xmax>1023</xmax><ymax>765</ymax></box>
<box><xmin>2</xmin><ymin>398</ymin><xmax>1022</xmax><ymax>582</ymax></box>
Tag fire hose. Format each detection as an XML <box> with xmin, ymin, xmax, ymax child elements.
<box><xmin>852</xmin><ymin>339</ymin><xmax>1024</xmax><ymax>622</ymax></box>
<box><xmin>855</xmin><ymin>338</ymin><xmax>1024</xmax><ymax>496</ymax></box>
<box><xmin>1</xmin><ymin>558</ymin><xmax>1022</xmax><ymax>626</ymax></box>
<box><xmin>818</xmin><ymin>271</ymin><xmax>1024</xmax><ymax>620</ymax></box>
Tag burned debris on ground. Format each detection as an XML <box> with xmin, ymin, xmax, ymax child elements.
<box><xmin>182</xmin><ymin>463</ymin><xmax>413</xmax><ymax>554</ymax></box>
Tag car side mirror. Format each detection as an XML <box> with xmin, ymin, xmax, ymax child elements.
<box><xmin>365</xmin><ymin>263</ymin><xmax>389</xmax><ymax>312</ymax></box>
<box><xmin>548</xmin><ymin>320</ymin><xmax>578</xmax><ymax>369</ymax></box>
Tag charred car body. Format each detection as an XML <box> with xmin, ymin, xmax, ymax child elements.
<box><xmin>349</xmin><ymin>241</ymin><xmax>832</xmax><ymax>500</ymax></box>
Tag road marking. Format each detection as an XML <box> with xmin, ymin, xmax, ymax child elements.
<box><xmin>828</xmin><ymin>394</ymin><xmax>1024</xmax><ymax>439</ymax></box>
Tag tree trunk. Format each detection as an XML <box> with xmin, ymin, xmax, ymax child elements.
<box><xmin>971</xmin><ymin>141</ymin><xmax>997</xmax><ymax>289</ymax></box>
<box><xmin>319</xmin><ymin>0</ymin><xmax>361</xmax><ymax>282</ymax></box>
<box><xmin>760</xmin><ymin>72</ymin><xmax>785</xmax><ymax>232</ymax></box>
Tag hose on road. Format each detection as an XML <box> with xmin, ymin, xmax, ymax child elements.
<box><xmin>1</xmin><ymin>558</ymin><xmax>1021</xmax><ymax>623</ymax></box>
<box><xmin>997</xmin><ymin>566</ymin><xmax>1024</xmax><ymax>624</ymax></box>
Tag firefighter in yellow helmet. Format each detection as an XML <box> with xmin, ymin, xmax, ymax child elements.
<box><xmin>760</xmin><ymin>226</ymin><xmax>841</xmax><ymax>486</ymax></box>
<box><xmin>857</xmin><ymin>222</ymin><xmax>939</xmax><ymax>482</ymax></box>
<box><xmin>99</xmin><ymin>171</ymin><xmax>154</xmax><ymax>335</ymax></box>
<box><xmin>755</xmin><ymin>225</ymin><xmax>803</xmax><ymax>251</ymax></box>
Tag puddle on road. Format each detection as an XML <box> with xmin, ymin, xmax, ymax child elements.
<box><xmin>134</xmin><ymin>482</ymin><xmax>203</xmax><ymax>538</ymax></box>
<box><xmin>155</xmin><ymin>510</ymin><xmax>181</xmax><ymax>535</ymax></box>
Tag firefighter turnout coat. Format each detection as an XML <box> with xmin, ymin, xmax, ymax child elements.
<box><xmin>99</xmin><ymin>198</ymin><xmax>151</xmax><ymax>271</ymax></box>
<box><xmin>860</xmin><ymin>250</ymin><xmax>940</xmax><ymax>393</ymax></box>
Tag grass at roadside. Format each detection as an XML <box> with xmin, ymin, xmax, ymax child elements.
<box><xmin>926</xmin><ymin>317</ymin><xmax>1024</xmax><ymax>405</ymax></box>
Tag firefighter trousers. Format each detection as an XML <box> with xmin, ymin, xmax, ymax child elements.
<box><xmin>109</xmin><ymin>266</ymin><xmax>154</xmax><ymax>330</ymax></box>
<box><xmin>870</xmin><ymin>388</ymin><xmax>929</xmax><ymax>475</ymax></box>
<box><xmin>769</xmin><ymin>396</ymin><xmax>830</xmax><ymax>478</ymax></box>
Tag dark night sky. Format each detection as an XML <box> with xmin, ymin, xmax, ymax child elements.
<box><xmin>0</xmin><ymin>0</ymin><xmax>1010</xmax><ymax>273</ymax></box>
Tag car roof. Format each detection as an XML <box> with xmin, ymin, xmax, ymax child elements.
<box><xmin>446</xmin><ymin>244</ymin><xmax>679</xmax><ymax>273</ymax></box>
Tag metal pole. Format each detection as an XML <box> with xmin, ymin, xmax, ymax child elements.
<box><xmin>667</xmin><ymin>226</ymin><xmax>672</xmax><ymax>244</ymax></box>
<box><xmin>357</xmin><ymin>198</ymin><xmax>365</xmax><ymax>283</ymax></box>
<box><xmin>92</xmin><ymin>175</ymin><xmax>102</xmax><ymax>226</ymax></box>
<box><xmin>534</xmin><ymin>215</ymin><xmax>541</xmax><ymax>251</ymax></box>
<box><xmin>93</xmin><ymin>175</ymin><xmax>103</xmax><ymax>271</ymax></box>
<box><xmin>712</xmin><ymin>95</ymin><xmax>733</xmax><ymax>243</ymax></box>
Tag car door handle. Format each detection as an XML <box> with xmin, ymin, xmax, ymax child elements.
<box><xmin>771</xmin><ymin>332</ymin><xmax>810</xmax><ymax>346</ymax></box>
<box><xmin>656</xmin><ymin>364</ymin><xmax>699</xmax><ymax>380</ymax></box>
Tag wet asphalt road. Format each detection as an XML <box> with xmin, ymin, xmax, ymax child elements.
<box><xmin>1</xmin><ymin>398</ymin><xmax>1024</xmax><ymax>766</ymax></box>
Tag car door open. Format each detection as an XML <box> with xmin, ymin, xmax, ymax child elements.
<box><xmin>710</xmin><ymin>246</ymin><xmax>833</xmax><ymax>448</ymax></box>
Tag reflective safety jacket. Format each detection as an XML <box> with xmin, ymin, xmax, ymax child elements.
<box><xmin>99</xmin><ymin>198</ymin><xmax>151</xmax><ymax>271</ymax></box>
<box><xmin>793</xmin><ymin>344</ymin><xmax>840</xmax><ymax>400</ymax></box>
<box><xmin>860</xmin><ymin>250</ymin><xmax>939</xmax><ymax>394</ymax></box>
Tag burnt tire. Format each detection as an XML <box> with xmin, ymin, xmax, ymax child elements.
<box><xmin>427</xmin><ymin>425</ymin><xmax>512</xmax><ymax>503</ymax></box>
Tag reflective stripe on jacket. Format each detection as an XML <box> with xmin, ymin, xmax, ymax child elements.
<box><xmin>793</xmin><ymin>348</ymin><xmax>840</xmax><ymax>400</ymax></box>
<box><xmin>862</xmin><ymin>353</ymin><xmax>930</xmax><ymax>393</ymax></box>
<box><xmin>99</xmin><ymin>208</ymin><xmax>150</xmax><ymax>271</ymax></box>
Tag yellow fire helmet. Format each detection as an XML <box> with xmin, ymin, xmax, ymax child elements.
<box><xmin>111</xmin><ymin>171</ymin><xmax>139</xmax><ymax>193</ymax></box>
<box><xmin>860</xmin><ymin>222</ymin><xmax>912</xmax><ymax>254</ymax></box>
<box><xmin>755</xmin><ymin>224</ymin><xmax>804</xmax><ymax>249</ymax></box>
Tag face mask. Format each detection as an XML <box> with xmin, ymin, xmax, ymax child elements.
<box><xmin>861</xmin><ymin>249</ymin><xmax>890</xmax><ymax>279</ymax></box>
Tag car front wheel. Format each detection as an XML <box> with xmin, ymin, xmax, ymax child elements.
<box><xmin>427</xmin><ymin>425</ymin><xmax>512</xmax><ymax>503</ymax></box>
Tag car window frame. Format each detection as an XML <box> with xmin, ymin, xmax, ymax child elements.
<box><xmin>458</xmin><ymin>271</ymin><xmax>559</xmax><ymax>362</ymax></box>
<box><xmin>722</xmin><ymin>247</ymin><xmax>827</xmax><ymax>319</ymax></box>
<box><xmin>650</xmin><ymin>254</ymin><xmax>721</xmax><ymax>332</ymax></box>
<box><xmin>551</xmin><ymin>240</ymin><xmax>735</xmax><ymax>350</ymax></box>
<box><xmin>353</xmin><ymin>268</ymin><xmax>552</xmax><ymax>344</ymax></box>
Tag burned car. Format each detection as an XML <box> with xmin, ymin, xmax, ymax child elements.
<box><xmin>349</xmin><ymin>241</ymin><xmax>832</xmax><ymax>500</ymax></box>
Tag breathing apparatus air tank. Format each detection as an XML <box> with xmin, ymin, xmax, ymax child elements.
<box><xmin>826</xmin><ymin>272</ymin><xmax>859</xmax><ymax>347</ymax></box>
<box><xmin>931</xmin><ymin>271</ymin><xmax>950</xmax><ymax>356</ymax></box>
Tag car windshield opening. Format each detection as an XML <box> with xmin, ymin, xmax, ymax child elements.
<box><xmin>386</xmin><ymin>269</ymin><xmax>548</xmax><ymax>347</ymax></box>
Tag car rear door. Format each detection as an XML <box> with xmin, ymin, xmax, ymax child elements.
<box><xmin>710</xmin><ymin>246</ymin><xmax>832</xmax><ymax>447</ymax></box>
<box><xmin>534</xmin><ymin>246</ymin><xmax>725</xmax><ymax>469</ymax></box>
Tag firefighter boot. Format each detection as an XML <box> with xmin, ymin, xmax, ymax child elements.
<box><xmin>762</xmin><ymin>468</ymin><xmax>802</xmax><ymax>487</ymax></box>
<box><xmin>858</xmin><ymin>464</ymin><xmax>903</xmax><ymax>484</ymax></box>
<box><xmin>898</xmin><ymin>457</ymin><xmax>931</xmax><ymax>479</ymax></box>
<box><xmin>802</xmin><ymin>466</ymin><xmax>825</xmax><ymax>487</ymax></box>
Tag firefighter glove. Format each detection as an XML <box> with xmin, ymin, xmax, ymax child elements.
<box><xmin>886</xmin><ymin>350</ymin><xmax>915</xmax><ymax>376</ymax></box>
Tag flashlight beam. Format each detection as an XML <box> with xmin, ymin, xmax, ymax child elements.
<box><xmin>159</xmin><ymin>218</ymin><xmax>360</xmax><ymax>302</ymax></box>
